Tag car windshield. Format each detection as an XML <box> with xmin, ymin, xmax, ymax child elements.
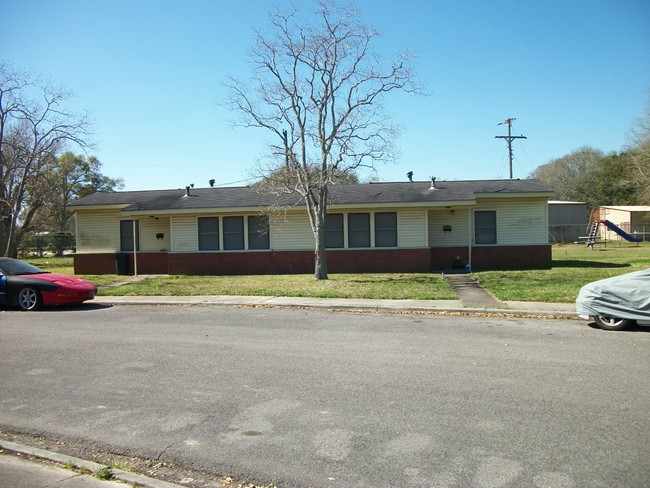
<box><xmin>0</xmin><ymin>258</ymin><xmax>47</xmax><ymax>276</ymax></box>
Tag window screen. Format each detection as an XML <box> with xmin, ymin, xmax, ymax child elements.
<box><xmin>198</xmin><ymin>217</ymin><xmax>220</xmax><ymax>250</ymax></box>
<box><xmin>375</xmin><ymin>212</ymin><xmax>397</xmax><ymax>247</ymax></box>
<box><xmin>223</xmin><ymin>216</ymin><xmax>244</xmax><ymax>250</ymax></box>
<box><xmin>325</xmin><ymin>214</ymin><xmax>344</xmax><ymax>248</ymax></box>
<box><xmin>120</xmin><ymin>220</ymin><xmax>139</xmax><ymax>251</ymax></box>
<box><xmin>475</xmin><ymin>211</ymin><xmax>497</xmax><ymax>245</ymax></box>
<box><xmin>348</xmin><ymin>213</ymin><xmax>370</xmax><ymax>247</ymax></box>
<box><xmin>248</xmin><ymin>215</ymin><xmax>270</xmax><ymax>250</ymax></box>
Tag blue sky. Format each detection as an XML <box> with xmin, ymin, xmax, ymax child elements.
<box><xmin>3</xmin><ymin>0</ymin><xmax>649</xmax><ymax>190</ymax></box>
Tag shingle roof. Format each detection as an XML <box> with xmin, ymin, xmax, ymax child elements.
<box><xmin>599</xmin><ymin>205</ymin><xmax>650</xmax><ymax>212</ymax></box>
<box><xmin>69</xmin><ymin>179</ymin><xmax>552</xmax><ymax>212</ymax></box>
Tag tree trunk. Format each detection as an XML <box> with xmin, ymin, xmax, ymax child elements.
<box><xmin>313</xmin><ymin>184</ymin><xmax>329</xmax><ymax>280</ymax></box>
<box><xmin>0</xmin><ymin>219</ymin><xmax>8</xmax><ymax>257</ymax></box>
<box><xmin>314</xmin><ymin>226</ymin><xmax>328</xmax><ymax>280</ymax></box>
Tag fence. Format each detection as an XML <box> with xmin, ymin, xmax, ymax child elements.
<box><xmin>549</xmin><ymin>225</ymin><xmax>587</xmax><ymax>244</ymax></box>
<box><xmin>549</xmin><ymin>224</ymin><xmax>649</xmax><ymax>244</ymax></box>
<box><xmin>631</xmin><ymin>224</ymin><xmax>649</xmax><ymax>242</ymax></box>
<box><xmin>19</xmin><ymin>232</ymin><xmax>76</xmax><ymax>257</ymax></box>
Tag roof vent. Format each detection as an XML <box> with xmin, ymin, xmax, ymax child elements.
<box><xmin>209</xmin><ymin>179</ymin><xmax>215</xmax><ymax>187</ymax></box>
<box><xmin>406</xmin><ymin>171</ymin><xmax>413</xmax><ymax>182</ymax></box>
<box><xmin>429</xmin><ymin>176</ymin><xmax>437</xmax><ymax>190</ymax></box>
<box><xmin>185</xmin><ymin>186</ymin><xmax>191</xmax><ymax>196</ymax></box>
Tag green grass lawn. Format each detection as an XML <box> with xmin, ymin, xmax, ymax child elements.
<box><xmin>24</xmin><ymin>242</ymin><xmax>649</xmax><ymax>303</ymax></box>
<box><xmin>99</xmin><ymin>273</ymin><xmax>459</xmax><ymax>300</ymax></box>
<box><xmin>474</xmin><ymin>243</ymin><xmax>650</xmax><ymax>302</ymax></box>
<box><xmin>21</xmin><ymin>256</ymin><xmax>456</xmax><ymax>300</ymax></box>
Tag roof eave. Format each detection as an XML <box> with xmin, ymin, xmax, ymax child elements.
<box><xmin>474</xmin><ymin>192</ymin><xmax>553</xmax><ymax>199</ymax></box>
<box><xmin>71</xmin><ymin>204</ymin><xmax>130</xmax><ymax>211</ymax></box>
<box><xmin>122</xmin><ymin>206</ymin><xmax>271</xmax><ymax>216</ymax></box>
<box><xmin>329</xmin><ymin>200</ymin><xmax>477</xmax><ymax>210</ymax></box>
<box><xmin>120</xmin><ymin>200</ymin><xmax>480</xmax><ymax>216</ymax></box>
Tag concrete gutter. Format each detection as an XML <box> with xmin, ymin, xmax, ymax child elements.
<box><xmin>0</xmin><ymin>440</ymin><xmax>183</xmax><ymax>488</ymax></box>
<box><xmin>92</xmin><ymin>295</ymin><xmax>579</xmax><ymax>319</ymax></box>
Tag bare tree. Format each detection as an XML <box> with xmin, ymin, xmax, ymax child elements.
<box><xmin>226</xmin><ymin>2</ymin><xmax>420</xmax><ymax>279</ymax></box>
<box><xmin>628</xmin><ymin>93</ymin><xmax>650</xmax><ymax>204</ymax></box>
<box><xmin>0</xmin><ymin>62</ymin><xmax>91</xmax><ymax>256</ymax></box>
<box><xmin>530</xmin><ymin>146</ymin><xmax>607</xmax><ymax>208</ymax></box>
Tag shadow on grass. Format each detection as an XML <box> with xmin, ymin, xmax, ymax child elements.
<box><xmin>343</xmin><ymin>275</ymin><xmax>444</xmax><ymax>285</ymax></box>
<box><xmin>552</xmin><ymin>260</ymin><xmax>631</xmax><ymax>269</ymax></box>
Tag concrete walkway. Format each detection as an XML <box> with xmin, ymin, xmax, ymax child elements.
<box><xmin>443</xmin><ymin>273</ymin><xmax>505</xmax><ymax>308</ymax></box>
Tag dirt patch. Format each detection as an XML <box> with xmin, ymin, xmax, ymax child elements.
<box><xmin>0</xmin><ymin>429</ymin><xmax>276</xmax><ymax>488</ymax></box>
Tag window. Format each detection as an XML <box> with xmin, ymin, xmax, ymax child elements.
<box><xmin>475</xmin><ymin>211</ymin><xmax>497</xmax><ymax>245</ymax></box>
<box><xmin>375</xmin><ymin>212</ymin><xmax>397</xmax><ymax>247</ymax></box>
<box><xmin>120</xmin><ymin>220</ymin><xmax>139</xmax><ymax>251</ymax></box>
<box><xmin>199</xmin><ymin>216</ymin><xmax>271</xmax><ymax>251</ymax></box>
<box><xmin>223</xmin><ymin>216</ymin><xmax>244</xmax><ymax>250</ymax></box>
<box><xmin>325</xmin><ymin>214</ymin><xmax>344</xmax><ymax>248</ymax></box>
<box><xmin>248</xmin><ymin>215</ymin><xmax>270</xmax><ymax>250</ymax></box>
<box><xmin>198</xmin><ymin>217</ymin><xmax>220</xmax><ymax>250</ymax></box>
<box><xmin>348</xmin><ymin>213</ymin><xmax>370</xmax><ymax>247</ymax></box>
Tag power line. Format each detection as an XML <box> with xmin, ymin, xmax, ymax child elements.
<box><xmin>495</xmin><ymin>118</ymin><xmax>527</xmax><ymax>179</ymax></box>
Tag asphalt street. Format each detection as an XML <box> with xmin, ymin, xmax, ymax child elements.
<box><xmin>1</xmin><ymin>304</ymin><xmax>649</xmax><ymax>487</ymax></box>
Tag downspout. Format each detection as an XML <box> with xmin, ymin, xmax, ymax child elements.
<box><xmin>468</xmin><ymin>208</ymin><xmax>472</xmax><ymax>272</ymax></box>
<box><xmin>133</xmin><ymin>219</ymin><xmax>138</xmax><ymax>277</ymax></box>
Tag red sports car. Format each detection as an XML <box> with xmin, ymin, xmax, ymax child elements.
<box><xmin>0</xmin><ymin>258</ymin><xmax>97</xmax><ymax>311</ymax></box>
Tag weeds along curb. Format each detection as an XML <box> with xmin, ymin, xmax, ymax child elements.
<box><xmin>0</xmin><ymin>440</ymin><xmax>183</xmax><ymax>488</ymax></box>
<box><xmin>102</xmin><ymin>301</ymin><xmax>580</xmax><ymax>320</ymax></box>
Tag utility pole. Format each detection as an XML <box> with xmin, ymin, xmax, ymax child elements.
<box><xmin>495</xmin><ymin>118</ymin><xmax>527</xmax><ymax>179</ymax></box>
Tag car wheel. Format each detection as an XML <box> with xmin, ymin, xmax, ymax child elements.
<box><xmin>593</xmin><ymin>314</ymin><xmax>633</xmax><ymax>331</ymax></box>
<box><xmin>18</xmin><ymin>286</ymin><xmax>42</xmax><ymax>311</ymax></box>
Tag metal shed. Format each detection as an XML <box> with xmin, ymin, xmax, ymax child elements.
<box><xmin>548</xmin><ymin>201</ymin><xmax>588</xmax><ymax>243</ymax></box>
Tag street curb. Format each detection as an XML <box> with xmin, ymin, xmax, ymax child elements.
<box><xmin>93</xmin><ymin>297</ymin><xmax>579</xmax><ymax>320</ymax></box>
<box><xmin>0</xmin><ymin>440</ymin><xmax>183</xmax><ymax>488</ymax></box>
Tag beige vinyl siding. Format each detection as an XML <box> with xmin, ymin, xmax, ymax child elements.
<box><xmin>428</xmin><ymin>207</ymin><xmax>472</xmax><ymax>247</ymax></box>
<box><xmin>271</xmin><ymin>208</ymin><xmax>428</xmax><ymax>250</ymax></box>
<box><xmin>171</xmin><ymin>216</ymin><xmax>198</xmax><ymax>252</ymax></box>
<box><xmin>600</xmin><ymin>208</ymin><xmax>631</xmax><ymax>240</ymax></box>
<box><xmin>605</xmin><ymin>208</ymin><xmax>624</xmax><ymax>240</ymax></box>
<box><xmin>398</xmin><ymin>209</ymin><xmax>427</xmax><ymax>247</ymax></box>
<box><xmin>75</xmin><ymin>198</ymin><xmax>549</xmax><ymax>255</ymax></box>
<box><xmin>601</xmin><ymin>207</ymin><xmax>628</xmax><ymax>224</ymax></box>
<box><xmin>75</xmin><ymin>210</ymin><xmax>121</xmax><ymax>252</ymax></box>
<box><xmin>603</xmin><ymin>207</ymin><xmax>629</xmax><ymax>225</ymax></box>
<box><xmin>475</xmin><ymin>198</ymin><xmax>548</xmax><ymax>245</ymax></box>
<box><xmin>139</xmin><ymin>218</ymin><xmax>171</xmax><ymax>251</ymax></box>
<box><xmin>271</xmin><ymin>212</ymin><xmax>314</xmax><ymax>250</ymax></box>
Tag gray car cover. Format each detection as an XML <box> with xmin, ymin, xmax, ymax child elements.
<box><xmin>576</xmin><ymin>268</ymin><xmax>650</xmax><ymax>320</ymax></box>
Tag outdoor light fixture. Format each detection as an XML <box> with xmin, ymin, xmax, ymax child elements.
<box><xmin>443</xmin><ymin>225</ymin><xmax>452</xmax><ymax>234</ymax></box>
<box><xmin>156</xmin><ymin>233</ymin><xmax>164</xmax><ymax>240</ymax></box>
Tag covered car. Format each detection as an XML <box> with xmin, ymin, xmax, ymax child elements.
<box><xmin>576</xmin><ymin>268</ymin><xmax>650</xmax><ymax>330</ymax></box>
<box><xmin>0</xmin><ymin>258</ymin><xmax>97</xmax><ymax>311</ymax></box>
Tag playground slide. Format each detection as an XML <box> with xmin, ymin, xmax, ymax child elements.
<box><xmin>602</xmin><ymin>220</ymin><xmax>642</xmax><ymax>242</ymax></box>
